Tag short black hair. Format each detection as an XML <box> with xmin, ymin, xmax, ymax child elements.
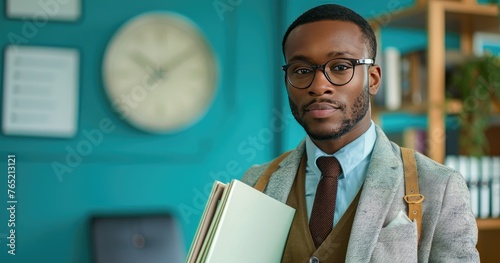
<box><xmin>282</xmin><ymin>4</ymin><xmax>377</xmax><ymax>62</ymax></box>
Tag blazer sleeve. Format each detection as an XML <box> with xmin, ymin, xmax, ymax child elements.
<box><xmin>427</xmin><ymin>171</ymin><xmax>480</xmax><ymax>262</ymax></box>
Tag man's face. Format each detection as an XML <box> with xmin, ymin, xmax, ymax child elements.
<box><xmin>284</xmin><ymin>20</ymin><xmax>379</xmax><ymax>142</ymax></box>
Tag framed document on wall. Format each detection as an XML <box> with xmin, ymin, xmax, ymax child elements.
<box><xmin>2</xmin><ymin>45</ymin><xmax>80</xmax><ymax>138</ymax></box>
<box><xmin>5</xmin><ymin>0</ymin><xmax>81</xmax><ymax>22</ymax></box>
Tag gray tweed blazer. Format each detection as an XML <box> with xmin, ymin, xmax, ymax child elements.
<box><xmin>242</xmin><ymin>126</ymin><xmax>479</xmax><ymax>263</ymax></box>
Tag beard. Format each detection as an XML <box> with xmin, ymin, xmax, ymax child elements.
<box><xmin>289</xmin><ymin>84</ymin><xmax>370</xmax><ymax>141</ymax></box>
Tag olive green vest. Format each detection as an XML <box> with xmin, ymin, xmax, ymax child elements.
<box><xmin>281</xmin><ymin>154</ymin><xmax>362</xmax><ymax>263</ymax></box>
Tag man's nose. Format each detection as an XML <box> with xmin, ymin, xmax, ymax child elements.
<box><xmin>308</xmin><ymin>68</ymin><xmax>334</xmax><ymax>96</ymax></box>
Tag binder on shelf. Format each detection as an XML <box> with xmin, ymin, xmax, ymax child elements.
<box><xmin>403</xmin><ymin>128</ymin><xmax>427</xmax><ymax>155</ymax></box>
<box><xmin>480</xmin><ymin>157</ymin><xmax>491</xmax><ymax>219</ymax></box>
<box><xmin>492</xmin><ymin>157</ymin><xmax>500</xmax><ymax>218</ymax></box>
<box><xmin>453</xmin><ymin>156</ymin><xmax>479</xmax><ymax>217</ymax></box>
<box><xmin>186</xmin><ymin>179</ymin><xmax>295</xmax><ymax>263</ymax></box>
<box><xmin>469</xmin><ymin>157</ymin><xmax>480</xmax><ymax>218</ymax></box>
<box><xmin>444</xmin><ymin>155</ymin><xmax>458</xmax><ymax>172</ymax></box>
<box><xmin>446</xmin><ymin>155</ymin><xmax>500</xmax><ymax>219</ymax></box>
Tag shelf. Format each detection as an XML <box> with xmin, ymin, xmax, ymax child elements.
<box><xmin>477</xmin><ymin>218</ymin><xmax>500</xmax><ymax>230</ymax></box>
<box><xmin>372</xmin><ymin>103</ymin><xmax>427</xmax><ymax>115</ymax></box>
<box><xmin>373</xmin><ymin>99</ymin><xmax>500</xmax><ymax>116</ymax></box>
<box><xmin>446</xmin><ymin>99</ymin><xmax>500</xmax><ymax>114</ymax></box>
<box><xmin>370</xmin><ymin>0</ymin><xmax>499</xmax><ymax>164</ymax></box>
<box><xmin>369</xmin><ymin>1</ymin><xmax>499</xmax><ymax>33</ymax></box>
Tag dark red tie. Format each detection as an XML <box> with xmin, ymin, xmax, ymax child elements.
<box><xmin>309</xmin><ymin>156</ymin><xmax>341</xmax><ymax>248</ymax></box>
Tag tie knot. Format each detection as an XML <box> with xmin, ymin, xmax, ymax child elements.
<box><xmin>316</xmin><ymin>156</ymin><xmax>341</xmax><ymax>178</ymax></box>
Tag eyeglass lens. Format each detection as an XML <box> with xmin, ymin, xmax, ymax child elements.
<box><xmin>286</xmin><ymin>59</ymin><xmax>355</xmax><ymax>88</ymax></box>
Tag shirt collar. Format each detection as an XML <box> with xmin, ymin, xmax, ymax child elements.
<box><xmin>306</xmin><ymin>121</ymin><xmax>376</xmax><ymax>178</ymax></box>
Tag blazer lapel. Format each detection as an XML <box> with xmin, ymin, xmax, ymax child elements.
<box><xmin>346</xmin><ymin>126</ymin><xmax>403</xmax><ymax>262</ymax></box>
<box><xmin>264</xmin><ymin>141</ymin><xmax>305</xmax><ymax>203</ymax></box>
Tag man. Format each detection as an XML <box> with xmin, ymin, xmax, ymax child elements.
<box><xmin>242</xmin><ymin>4</ymin><xmax>479</xmax><ymax>263</ymax></box>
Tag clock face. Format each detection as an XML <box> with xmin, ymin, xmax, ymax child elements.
<box><xmin>103</xmin><ymin>13</ymin><xmax>218</xmax><ymax>133</ymax></box>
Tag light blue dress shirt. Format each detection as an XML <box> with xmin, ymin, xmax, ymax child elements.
<box><xmin>305</xmin><ymin>121</ymin><xmax>376</xmax><ymax>228</ymax></box>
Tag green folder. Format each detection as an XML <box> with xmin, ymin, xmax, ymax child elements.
<box><xmin>186</xmin><ymin>179</ymin><xmax>295</xmax><ymax>263</ymax></box>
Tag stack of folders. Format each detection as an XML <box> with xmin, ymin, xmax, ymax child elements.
<box><xmin>445</xmin><ymin>156</ymin><xmax>500</xmax><ymax>219</ymax></box>
<box><xmin>186</xmin><ymin>179</ymin><xmax>295</xmax><ymax>263</ymax></box>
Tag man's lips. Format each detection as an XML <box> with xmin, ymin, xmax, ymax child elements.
<box><xmin>306</xmin><ymin>102</ymin><xmax>340</xmax><ymax>111</ymax></box>
<box><xmin>304</xmin><ymin>102</ymin><xmax>340</xmax><ymax>118</ymax></box>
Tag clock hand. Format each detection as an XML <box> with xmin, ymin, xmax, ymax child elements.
<box><xmin>129</xmin><ymin>52</ymin><xmax>168</xmax><ymax>87</ymax></box>
<box><xmin>162</xmin><ymin>47</ymin><xmax>198</xmax><ymax>73</ymax></box>
<box><xmin>129</xmin><ymin>52</ymin><xmax>158</xmax><ymax>73</ymax></box>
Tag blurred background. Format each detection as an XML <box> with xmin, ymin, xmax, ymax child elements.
<box><xmin>0</xmin><ymin>0</ymin><xmax>499</xmax><ymax>262</ymax></box>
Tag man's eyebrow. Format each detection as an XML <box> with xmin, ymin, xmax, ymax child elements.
<box><xmin>326</xmin><ymin>51</ymin><xmax>354</xmax><ymax>57</ymax></box>
<box><xmin>287</xmin><ymin>51</ymin><xmax>355</xmax><ymax>62</ymax></box>
<box><xmin>287</xmin><ymin>55</ymin><xmax>311</xmax><ymax>62</ymax></box>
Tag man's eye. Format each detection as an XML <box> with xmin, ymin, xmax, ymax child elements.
<box><xmin>331</xmin><ymin>64</ymin><xmax>350</xmax><ymax>71</ymax></box>
<box><xmin>294</xmin><ymin>68</ymin><xmax>313</xmax><ymax>75</ymax></box>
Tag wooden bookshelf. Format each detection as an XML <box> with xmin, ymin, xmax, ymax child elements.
<box><xmin>477</xmin><ymin>218</ymin><xmax>500</xmax><ymax>263</ymax></box>
<box><xmin>370</xmin><ymin>0</ymin><xmax>499</xmax><ymax>164</ymax></box>
<box><xmin>477</xmin><ymin>218</ymin><xmax>500</xmax><ymax>230</ymax></box>
<box><xmin>370</xmin><ymin>1</ymin><xmax>500</xmax><ymax>261</ymax></box>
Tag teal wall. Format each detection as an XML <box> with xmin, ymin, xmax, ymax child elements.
<box><xmin>0</xmin><ymin>1</ymin><xmax>284</xmax><ymax>262</ymax></box>
<box><xmin>0</xmin><ymin>0</ymin><xmax>469</xmax><ymax>262</ymax></box>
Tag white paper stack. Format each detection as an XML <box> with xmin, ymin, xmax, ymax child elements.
<box><xmin>186</xmin><ymin>179</ymin><xmax>295</xmax><ymax>263</ymax></box>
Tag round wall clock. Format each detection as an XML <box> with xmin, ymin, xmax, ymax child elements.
<box><xmin>103</xmin><ymin>12</ymin><xmax>218</xmax><ymax>133</ymax></box>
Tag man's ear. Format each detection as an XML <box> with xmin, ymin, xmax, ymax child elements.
<box><xmin>368</xmin><ymin>65</ymin><xmax>381</xmax><ymax>96</ymax></box>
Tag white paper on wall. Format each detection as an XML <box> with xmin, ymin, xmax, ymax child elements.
<box><xmin>2</xmin><ymin>45</ymin><xmax>79</xmax><ymax>138</ymax></box>
<box><xmin>6</xmin><ymin>0</ymin><xmax>81</xmax><ymax>21</ymax></box>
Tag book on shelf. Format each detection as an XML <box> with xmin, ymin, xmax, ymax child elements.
<box><xmin>403</xmin><ymin>128</ymin><xmax>427</xmax><ymax>155</ymax></box>
<box><xmin>445</xmin><ymin>155</ymin><xmax>500</xmax><ymax>219</ymax></box>
<box><xmin>186</xmin><ymin>179</ymin><xmax>295</xmax><ymax>263</ymax></box>
<box><xmin>492</xmin><ymin>157</ymin><xmax>500</xmax><ymax>218</ymax></box>
<box><xmin>480</xmin><ymin>157</ymin><xmax>491</xmax><ymax>219</ymax></box>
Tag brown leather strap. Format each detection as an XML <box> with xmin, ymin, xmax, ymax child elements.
<box><xmin>254</xmin><ymin>151</ymin><xmax>292</xmax><ymax>192</ymax></box>
<box><xmin>401</xmin><ymin>147</ymin><xmax>424</xmax><ymax>243</ymax></box>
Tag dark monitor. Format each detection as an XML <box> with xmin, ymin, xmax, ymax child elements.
<box><xmin>91</xmin><ymin>214</ymin><xmax>184</xmax><ymax>263</ymax></box>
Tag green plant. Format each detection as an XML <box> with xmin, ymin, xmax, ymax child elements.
<box><xmin>452</xmin><ymin>54</ymin><xmax>500</xmax><ymax>156</ymax></box>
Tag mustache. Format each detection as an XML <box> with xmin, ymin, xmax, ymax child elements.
<box><xmin>302</xmin><ymin>98</ymin><xmax>346</xmax><ymax>112</ymax></box>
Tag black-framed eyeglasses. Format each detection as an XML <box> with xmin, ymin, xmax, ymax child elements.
<box><xmin>281</xmin><ymin>58</ymin><xmax>374</xmax><ymax>89</ymax></box>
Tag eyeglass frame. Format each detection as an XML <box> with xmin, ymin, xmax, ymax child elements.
<box><xmin>281</xmin><ymin>58</ymin><xmax>374</xmax><ymax>89</ymax></box>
